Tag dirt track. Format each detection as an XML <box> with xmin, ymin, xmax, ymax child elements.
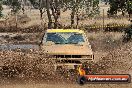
<box><xmin>0</xmin><ymin>81</ymin><xmax>132</xmax><ymax>88</ymax></box>
<box><xmin>0</xmin><ymin>32</ymin><xmax>132</xmax><ymax>88</ymax></box>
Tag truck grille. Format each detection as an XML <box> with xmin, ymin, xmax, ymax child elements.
<box><xmin>56</xmin><ymin>60</ymin><xmax>81</xmax><ymax>64</ymax></box>
<box><xmin>54</xmin><ymin>55</ymin><xmax>81</xmax><ymax>58</ymax></box>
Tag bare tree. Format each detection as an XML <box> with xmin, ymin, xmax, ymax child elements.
<box><xmin>62</xmin><ymin>0</ymin><xmax>99</xmax><ymax>28</ymax></box>
<box><xmin>50</xmin><ymin>0</ymin><xmax>61</xmax><ymax>28</ymax></box>
<box><xmin>46</xmin><ymin>0</ymin><xmax>52</xmax><ymax>28</ymax></box>
<box><xmin>29</xmin><ymin>0</ymin><xmax>99</xmax><ymax>28</ymax></box>
<box><xmin>0</xmin><ymin>0</ymin><xmax>3</xmax><ymax>18</ymax></box>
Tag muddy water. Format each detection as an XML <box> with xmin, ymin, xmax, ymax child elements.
<box><xmin>0</xmin><ymin>44</ymin><xmax>40</xmax><ymax>50</ymax></box>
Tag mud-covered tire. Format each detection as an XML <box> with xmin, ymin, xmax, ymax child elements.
<box><xmin>77</xmin><ymin>76</ymin><xmax>87</xmax><ymax>85</ymax></box>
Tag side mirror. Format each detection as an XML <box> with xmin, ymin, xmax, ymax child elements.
<box><xmin>78</xmin><ymin>42</ymin><xmax>84</xmax><ymax>45</ymax></box>
<box><xmin>45</xmin><ymin>41</ymin><xmax>55</xmax><ymax>45</ymax></box>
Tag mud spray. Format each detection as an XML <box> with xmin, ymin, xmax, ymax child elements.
<box><xmin>0</xmin><ymin>42</ymin><xmax>131</xmax><ymax>84</ymax></box>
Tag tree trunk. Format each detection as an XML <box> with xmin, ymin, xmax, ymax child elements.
<box><xmin>76</xmin><ymin>13</ymin><xmax>79</xmax><ymax>29</ymax></box>
<box><xmin>54</xmin><ymin>16</ymin><xmax>58</xmax><ymax>29</ymax></box>
<box><xmin>22</xmin><ymin>6</ymin><xmax>25</xmax><ymax>14</ymax></box>
<box><xmin>50</xmin><ymin>0</ymin><xmax>60</xmax><ymax>29</ymax></box>
<box><xmin>71</xmin><ymin>0</ymin><xmax>79</xmax><ymax>28</ymax></box>
<box><xmin>55</xmin><ymin>0</ymin><xmax>60</xmax><ymax>28</ymax></box>
<box><xmin>122</xmin><ymin>10</ymin><xmax>125</xmax><ymax>16</ymax></box>
<box><xmin>46</xmin><ymin>0</ymin><xmax>52</xmax><ymax>29</ymax></box>
<box><xmin>39</xmin><ymin>0</ymin><xmax>43</xmax><ymax>19</ymax></box>
<box><xmin>21</xmin><ymin>0</ymin><xmax>25</xmax><ymax>14</ymax></box>
<box><xmin>71</xmin><ymin>8</ymin><xmax>75</xmax><ymax>28</ymax></box>
<box><xmin>76</xmin><ymin>0</ymin><xmax>79</xmax><ymax>29</ymax></box>
<box><xmin>40</xmin><ymin>9</ymin><xmax>43</xmax><ymax>19</ymax></box>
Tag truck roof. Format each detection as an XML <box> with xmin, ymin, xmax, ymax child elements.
<box><xmin>47</xmin><ymin>29</ymin><xmax>84</xmax><ymax>33</ymax></box>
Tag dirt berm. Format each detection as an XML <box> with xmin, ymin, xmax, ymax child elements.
<box><xmin>94</xmin><ymin>41</ymin><xmax>132</xmax><ymax>74</ymax></box>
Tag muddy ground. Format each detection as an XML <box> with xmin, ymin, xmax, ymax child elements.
<box><xmin>0</xmin><ymin>31</ymin><xmax>132</xmax><ymax>88</ymax></box>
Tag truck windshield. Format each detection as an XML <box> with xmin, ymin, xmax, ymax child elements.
<box><xmin>46</xmin><ymin>33</ymin><xmax>85</xmax><ymax>44</ymax></box>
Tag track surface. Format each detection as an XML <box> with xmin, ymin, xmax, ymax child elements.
<box><xmin>0</xmin><ymin>82</ymin><xmax>132</xmax><ymax>88</ymax></box>
<box><xmin>0</xmin><ymin>32</ymin><xmax>132</xmax><ymax>88</ymax></box>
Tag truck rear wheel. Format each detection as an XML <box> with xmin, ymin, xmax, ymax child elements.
<box><xmin>77</xmin><ymin>76</ymin><xmax>87</xmax><ymax>85</ymax></box>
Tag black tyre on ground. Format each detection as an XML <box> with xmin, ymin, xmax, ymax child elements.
<box><xmin>77</xmin><ymin>76</ymin><xmax>87</xmax><ymax>85</ymax></box>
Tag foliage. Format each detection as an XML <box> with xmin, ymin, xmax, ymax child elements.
<box><xmin>11</xmin><ymin>0</ymin><xmax>21</xmax><ymax>14</ymax></box>
<box><xmin>85</xmin><ymin>0</ymin><xmax>100</xmax><ymax>15</ymax></box>
<box><xmin>0</xmin><ymin>0</ymin><xmax>3</xmax><ymax>18</ymax></box>
<box><xmin>2</xmin><ymin>0</ymin><xmax>21</xmax><ymax>14</ymax></box>
<box><xmin>29</xmin><ymin>0</ymin><xmax>41</xmax><ymax>9</ymax></box>
<box><xmin>109</xmin><ymin>0</ymin><xmax>132</xmax><ymax>16</ymax></box>
<box><xmin>1</xmin><ymin>0</ymin><xmax>100</xmax><ymax>28</ymax></box>
<box><xmin>62</xmin><ymin>0</ymin><xmax>100</xmax><ymax>17</ymax></box>
<box><xmin>126</xmin><ymin>0</ymin><xmax>132</xmax><ymax>15</ymax></box>
<box><xmin>61</xmin><ymin>0</ymin><xmax>100</xmax><ymax>27</ymax></box>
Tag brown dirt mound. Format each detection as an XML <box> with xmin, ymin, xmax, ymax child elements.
<box><xmin>0</xmin><ymin>50</ymin><xmax>76</xmax><ymax>83</ymax></box>
<box><xmin>0</xmin><ymin>50</ymin><xmax>55</xmax><ymax>78</ymax></box>
<box><xmin>93</xmin><ymin>41</ymin><xmax>132</xmax><ymax>74</ymax></box>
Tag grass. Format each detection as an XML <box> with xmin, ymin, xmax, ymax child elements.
<box><xmin>0</xmin><ymin>9</ymin><xmax>131</xmax><ymax>29</ymax></box>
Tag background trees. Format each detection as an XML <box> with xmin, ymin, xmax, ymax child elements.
<box><xmin>29</xmin><ymin>0</ymin><xmax>46</xmax><ymax>19</ymax></box>
<box><xmin>108</xmin><ymin>0</ymin><xmax>132</xmax><ymax>17</ymax></box>
<box><xmin>28</xmin><ymin>0</ymin><xmax>100</xmax><ymax>28</ymax></box>
<box><xmin>2</xmin><ymin>0</ymin><xmax>21</xmax><ymax>14</ymax></box>
<box><xmin>0</xmin><ymin>0</ymin><xmax>100</xmax><ymax>28</ymax></box>
<box><xmin>59</xmin><ymin>0</ymin><xmax>100</xmax><ymax>28</ymax></box>
<box><xmin>2</xmin><ymin>0</ymin><xmax>131</xmax><ymax>28</ymax></box>
<box><xmin>0</xmin><ymin>0</ymin><xmax>3</xmax><ymax>18</ymax></box>
<box><xmin>11</xmin><ymin>0</ymin><xmax>21</xmax><ymax>14</ymax></box>
<box><xmin>126</xmin><ymin>0</ymin><xmax>132</xmax><ymax>18</ymax></box>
